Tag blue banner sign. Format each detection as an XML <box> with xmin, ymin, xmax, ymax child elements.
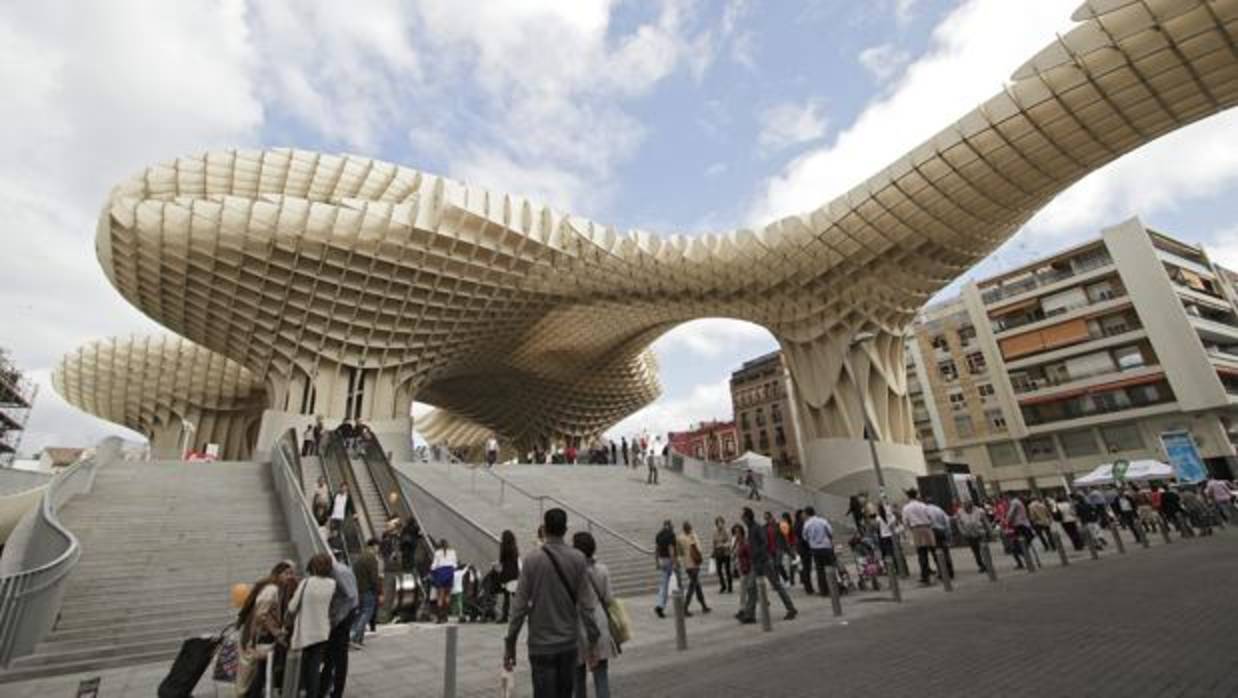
<box><xmin>1159</xmin><ymin>430</ymin><xmax>1207</xmax><ymax>484</ymax></box>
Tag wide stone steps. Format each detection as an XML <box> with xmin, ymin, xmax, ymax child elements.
<box><xmin>0</xmin><ymin>458</ymin><xmax>295</xmax><ymax>684</ymax></box>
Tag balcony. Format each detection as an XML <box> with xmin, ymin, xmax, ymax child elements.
<box><xmin>1020</xmin><ymin>375</ymin><xmax>1175</xmax><ymax>427</ymax></box>
<box><xmin>1013</xmin><ymin>363</ymin><xmax>1162</xmax><ymax>398</ymax></box>
<box><xmin>1004</xmin><ymin>328</ymin><xmax>1147</xmax><ymax>372</ymax></box>
<box><xmin>993</xmin><ymin>295</ymin><xmax>1131</xmax><ymax>339</ymax></box>
<box><xmin>981</xmin><ymin>253</ymin><xmax>1114</xmax><ymax>306</ymax></box>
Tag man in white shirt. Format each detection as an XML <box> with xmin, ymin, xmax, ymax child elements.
<box><xmin>486</xmin><ymin>435</ymin><xmax>499</xmax><ymax>468</ymax></box>
<box><xmin>901</xmin><ymin>489</ymin><xmax>936</xmax><ymax>585</ymax></box>
<box><xmin>330</xmin><ymin>483</ymin><xmax>353</xmax><ymax>539</ymax></box>
<box><xmin>800</xmin><ymin>506</ymin><xmax>835</xmax><ymax>596</ymax></box>
<box><xmin>926</xmin><ymin>502</ymin><xmax>954</xmax><ymax>580</ymax></box>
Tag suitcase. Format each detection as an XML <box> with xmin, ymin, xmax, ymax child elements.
<box><xmin>157</xmin><ymin>625</ymin><xmax>228</xmax><ymax>698</ymax></box>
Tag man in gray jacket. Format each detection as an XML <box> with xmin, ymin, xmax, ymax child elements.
<box><xmin>505</xmin><ymin>508</ymin><xmax>601</xmax><ymax>698</ymax></box>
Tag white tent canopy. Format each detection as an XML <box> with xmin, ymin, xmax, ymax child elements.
<box><xmin>1072</xmin><ymin>459</ymin><xmax>1175</xmax><ymax>487</ymax></box>
<box><xmin>730</xmin><ymin>450</ymin><xmax>774</xmax><ymax>475</ymax></box>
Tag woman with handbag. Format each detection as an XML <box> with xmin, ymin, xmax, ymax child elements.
<box><xmin>430</xmin><ymin>538</ymin><xmax>458</xmax><ymax>623</ymax></box>
<box><xmin>677</xmin><ymin>521</ymin><xmax>711</xmax><ymax>615</ymax></box>
<box><xmin>234</xmin><ymin>561</ymin><xmax>295</xmax><ymax>697</ymax></box>
<box><xmin>573</xmin><ymin>531</ymin><xmax>617</xmax><ymax>698</ymax></box>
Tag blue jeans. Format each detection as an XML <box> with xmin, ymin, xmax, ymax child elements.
<box><xmin>655</xmin><ymin>557</ymin><xmax>674</xmax><ymax>609</ymax></box>
<box><xmin>351</xmin><ymin>592</ymin><xmax>377</xmax><ymax>644</ymax></box>
<box><xmin>574</xmin><ymin>659</ymin><xmax>610</xmax><ymax>698</ymax></box>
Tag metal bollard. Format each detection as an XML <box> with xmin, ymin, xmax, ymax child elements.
<box><xmin>444</xmin><ymin>624</ymin><xmax>458</xmax><ymax>698</ymax></box>
<box><xmin>671</xmin><ymin>589</ymin><xmax>688</xmax><ymax>650</ymax></box>
<box><xmin>1110</xmin><ymin>526</ymin><xmax>1127</xmax><ymax>554</ymax></box>
<box><xmin>1139</xmin><ymin>524</ymin><xmax>1151</xmax><ymax>549</ymax></box>
<box><xmin>892</xmin><ymin>537</ymin><xmax>910</xmax><ymax>579</ymax></box>
<box><xmin>825</xmin><ymin>565</ymin><xmax>843</xmax><ymax>615</ymax></box>
<box><xmin>757</xmin><ymin>577</ymin><xmax>772</xmax><ymax>632</ymax></box>
<box><xmin>887</xmin><ymin>556</ymin><xmax>903</xmax><ymax>601</ymax></box>
<box><xmin>1084</xmin><ymin>526</ymin><xmax>1100</xmax><ymax>560</ymax></box>
<box><xmin>980</xmin><ymin>542</ymin><xmax>998</xmax><ymax>582</ymax></box>
<box><xmin>1159</xmin><ymin>518</ymin><xmax>1172</xmax><ymax>544</ymax></box>
<box><xmin>1022</xmin><ymin>540</ymin><xmax>1037</xmax><ymax>573</ymax></box>
<box><xmin>933</xmin><ymin>549</ymin><xmax>953</xmax><ymax>592</ymax></box>
<box><xmin>1052</xmin><ymin>531</ymin><xmax>1069</xmax><ymax>567</ymax></box>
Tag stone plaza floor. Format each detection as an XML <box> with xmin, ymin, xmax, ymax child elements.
<box><xmin>1</xmin><ymin>524</ymin><xmax>1233</xmax><ymax>697</ymax></box>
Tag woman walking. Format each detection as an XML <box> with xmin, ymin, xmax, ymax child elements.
<box><xmin>573</xmin><ymin>531</ymin><xmax>617</xmax><ymax>698</ymax></box>
<box><xmin>430</xmin><ymin>539</ymin><xmax>458</xmax><ymax>623</ymax></box>
<box><xmin>678</xmin><ymin>521</ymin><xmax>711</xmax><ymax>615</ymax></box>
<box><xmin>235</xmin><ymin>561</ymin><xmax>295</xmax><ymax>697</ymax></box>
<box><xmin>287</xmin><ymin>554</ymin><xmax>336</xmax><ymax>698</ymax></box>
<box><xmin>497</xmin><ymin>529</ymin><xmax>520</xmax><ymax>623</ymax></box>
<box><xmin>712</xmin><ymin>516</ymin><xmax>733</xmax><ymax>594</ymax></box>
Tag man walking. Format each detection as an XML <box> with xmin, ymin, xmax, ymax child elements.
<box><xmin>1204</xmin><ymin>477</ymin><xmax>1233</xmax><ymax>522</ymax></box>
<box><xmin>646</xmin><ymin>449</ymin><xmax>659</xmax><ymax>485</ymax></box>
<box><xmin>926</xmin><ymin>500</ymin><xmax>954</xmax><ymax>580</ymax></box>
<box><xmin>801</xmin><ymin>506</ymin><xmax>834</xmax><ymax>596</ymax></box>
<box><xmin>653</xmin><ymin>520</ymin><xmax>677</xmax><ymax>618</ymax></box>
<box><xmin>505</xmin><ymin>508</ymin><xmax>600</xmax><ymax>698</ymax></box>
<box><xmin>737</xmin><ymin>507</ymin><xmax>796</xmax><ymax>623</ymax></box>
<box><xmin>609</xmin><ymin>440</ymin><xmax>617</xmax><ymax>465</ymax></box>
<box><xmin>621</xmin><ymin>437</ymin><xmax>629</xmax><ymax>467</ymax></box>
<box><xmin>793</xmin><ymin>510</ymin><xmax>814</xmax><ymax>594</ymax></box>
<box><xmin>350</xmin><ymin>538</ymin><xmax>382</xmax><ymax>648</ymax></box>
<box><xmin>319</xmin><ymin>558</ymin><xmax>359</xmax><ymax>697</ymax></box>
<box><xmin>1028</xmin><ymin>497</ymin><xmax>1055</xmax><ymax>551</ymax></box>
<box><xmin>902</xmin><ymin>489</ymin><xmax>935</xmax><ymax>585</ymax></box>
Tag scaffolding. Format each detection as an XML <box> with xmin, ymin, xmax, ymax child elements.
<box><xmin>0</xmin><ymin>349</ymin><xmax>36</xmax><ymax>466</ymax></box>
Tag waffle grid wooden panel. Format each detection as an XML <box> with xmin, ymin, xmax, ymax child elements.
<box><xmin>62</xmin><ymin>0</ymin><xmax>1238</xmax><ymax>463</ymax></box>
<box><xmin>52</xmin><ymin>336</ymin><xmax>266</xmax><ymax>459</ymax></box>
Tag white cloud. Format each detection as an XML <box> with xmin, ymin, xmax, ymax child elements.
<box><xmin>605</xmin><ymin>379</ymin><xmax>735</xmax><ymax>440</ymax></box>
<box><xmin>1205</xmin><ymin>226</ymin><xmax>1238</xmax><ymax>272</ymax></box>
<box><xmin>757</xmin><ymin>100</ymin><xmax>829</xmax><ymax>156</ymax></box>
<box><xmin>705</xmin><ymin>162</ymin><xmax>728</xmax><ymax>177</ymax></box>
<box><xmin>0</xmin><ymin>1</ymin><xmax>264</xmax><ymax>450</ymax></box>
<box><xmin>1024</xmin><ymin>110</ymin><xmax>1238</xmax><ymax>240</ymax></box>
<box><xmin>653</xmin><ymin>319</ymin><xmax>775</xmax><ymax>359</ymax></box>
<box><xmin>893</xmin><ymin>0</ymin><xmax>919</xmax><ymax>25</ymax></box>
<box><xmin>858</xmin><ymin>43</ymin><xmax>910</xmax><ymax>82</ymax></box>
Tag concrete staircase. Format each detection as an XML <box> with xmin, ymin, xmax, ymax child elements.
<box><xmin>0</xmin><ymin>460</ymin><xmax>296</xmax><ymax>684</ymax></box>
<box><xmin>394</xmin><ymin>462</ymin><xmax>836</xmax><ymax>598</ymax></box>
<box><xmin>300</xmin><ymin>454</ymin><xmax>326</xmax><ymax>494</ymax></box>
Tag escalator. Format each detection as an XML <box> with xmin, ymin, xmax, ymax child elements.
<box><xmin>355</xmin><ymin>432</ymin><xmax>437</xmax><ymax>620</ymax></box>
<box><xmin>318</xmin><ymin>431</ymin><xmax>364</xmax><ymax>565</ymax></box>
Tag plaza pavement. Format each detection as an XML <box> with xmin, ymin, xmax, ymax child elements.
<box><xmin>1</xmin><ymin>522</ymin><xmax>1230</xmax><ymax>697</ymax></box>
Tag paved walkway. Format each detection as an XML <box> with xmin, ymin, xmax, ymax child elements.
<box><xmin>1</xmin><ymin>524</ymin><xmax>1230</xmax><ymax>697</ymax></box>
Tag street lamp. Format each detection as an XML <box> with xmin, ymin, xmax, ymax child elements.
<box><xmin>849</xmin><ymin>330</ymin><xmax>909</xmax><ymax>580</ymax></box>
<box><xmin>848</xmin><ymin>331</ymin><xmax>887</xmax><ymax>502</ymax></box>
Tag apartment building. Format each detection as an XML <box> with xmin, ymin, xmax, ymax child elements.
<box><xmin>730</xmin><ymin>351</ymin><xmax>805</xmax><ymax>478</ymax></box>
<box><xmin>907</xmin><ymin>217</ymin><xmax>1238</xmax><ymax>492</ymax></box>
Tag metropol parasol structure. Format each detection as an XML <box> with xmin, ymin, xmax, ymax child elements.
<box><xmin>55</xmin><ymin>0</ymin><xmax>1238</xmax><ymax>492</ymax></box>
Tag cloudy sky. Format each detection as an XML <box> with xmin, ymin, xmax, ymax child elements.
<box><xmin>4</xmin><ymin>0</ymin><xmax>1238</xmax><ymax>455</ymax></box>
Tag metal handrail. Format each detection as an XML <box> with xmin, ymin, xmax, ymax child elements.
<box><xmin>471</xmin><ymin>465</ymin><xmax>653</xmax><ymax>556</ymax></box>
<box><xmin>0</xmin><ymin>438</ymin><xmax>114</xmax><ymax>667</ymax></box>
<box><xmin>271</xmin><ymin>429</ymin><xmax>330</xmax><ymax>564</ymax></box>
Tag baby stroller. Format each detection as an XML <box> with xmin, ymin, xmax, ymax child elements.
<box><xmin>848</xmin><ymin>533</ymin><xmax>883</xmax><ymax>591</ymax></box>
<box><xmin>460</xmin><ymin>566</ymin><xmax>499</xmax><ymax>623</ymax></box>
